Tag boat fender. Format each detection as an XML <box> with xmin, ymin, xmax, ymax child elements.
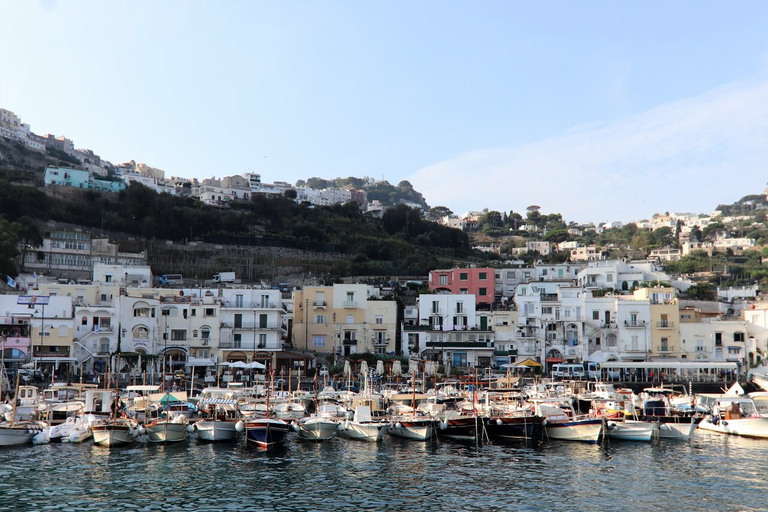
<box><xmin>291</xmin><ymin>422</ymin><xmax>300</xmax><ymax>433</ymax></box>
<box><xmin>659</xmin><ymin>423</ymin><xmax>669</xmax><ymax>431</ymax></box>
<box><xmin>496</xmin><ymin>418</ymin><xmax>503</xmax><ymax>426</ymax></box>
<box><xmin>128</xmin><ymin>426</ymin><xmax>135</xmax><ymax>437</ymax></box>
<box><xmin>235</xmin><ymin>421</ymin><xmax>244</xmax><ymax>433</ymax></box>
<box><xmin>337</xmin><ymin>422</ymin><xmax>345</xmax><ymax>432</ymax></box>
<box><xmin>439</xmin><ymin>420</ymin><xmax>447</xmax><ymax>430</ymax></box>
<box><xmin>395</xmin><ymin>422</ymin><xmax>402</xmax><ymax>429</ymax></box>
<box><xmin>542</xmin><ymin>419</ymin><xmax>547</xmax><ymax>426</ymax></box>
<box><xmin>32</xmin><ymin>432</ymin><xmax>49</xmax><ymax>445</ymax></box>
<box><xmin>721</xmin><ymin>421</ymin><xmax>728</xmax><ymax>427</ymax></box>
<box><xmin>137</xmin><ymin>426</ymin><xmax>146</xmax><ymax>436</ymax></box>
<box><xmin>186</xmin><ymin>424</ymin><xmax>195</xmax><ymax>433</ymax></box>
<box><xmin>607</xmin><ymin>421</ymin><xmax>616</xmax><ymax>430</ymax></box>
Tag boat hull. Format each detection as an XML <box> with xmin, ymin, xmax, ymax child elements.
<box><xmin>485</xmin><ymin>416</ymin><xmax>543</xmax><ymax>442</ymax></box>
<box><xmin>337</xmin><ymin>421</ymin><xmax>387</xmax><ymax>442</ymax></box>
<box><xmin>437</xmin><ymin>416</ymin><xmax>484</xmax><ymax>442</ymax></box>
<box><xmin>545</xmin><ymin>419</ymin><xmax>603</xmax><ymax>443</ymax></box>
<box><xmin>294</xmin><ymin>417</ymin><xmax>337</xmax><ymax>441</ymax></box>
<box><xmin>0</xmin><ymin>424</ymin><xmax>40</xmax><ymax>446</ymax></box>
<box><xmin>698</xmin><ymin>416</ymin><xmax>768</xmax><ymax>439</ymax></box>
<box><xmin>387</xmin><ymin>418</ymin><xmax>435</xmax><ymax>441</ymax></box>
<box><xmin>245</xmin><ymin>418</ymin><xmax>291</xmax><ymax>448</ymax></box>
<box><xmin>145</xmin><ymin>421</ymin><xmax>189</xmax><ymax>443</ymax></box>
<box><xmin>92</xmin><ymin>424</ymin><xmax>136</xmax><ymax>447</ymax></box>
<box><xmin>196</xmin><ymin>420</ymin><xmax>241</xmax><ymax>442</ymax></box>
<box><xmin>605</xmin><ymin>419</ymin><xmax>656</xmax><ymax>442</ymax></box>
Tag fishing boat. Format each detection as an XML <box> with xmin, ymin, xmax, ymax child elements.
<box><xmin>386</xmin><ymin>378</ymin><xmax>436</xmax><ymax>441</ymax></box>
<box><xmin>245</xmin><ymin>416</ymin><xmax>291</xmax><ymax>448</ymax></box>
<box><xmin>639</xmin><ymin>387</ymin><xmax>700</xmax><ymax>440</ymax></box>
<box><xmin>90</xmin><ymin>390</ymin><xmax>141</xmax><ymax>448</ymax></box>
<box><xmin>143</xmin><ymin>410</ymin><xmax>191</xmax><ymax>444</ymax></box>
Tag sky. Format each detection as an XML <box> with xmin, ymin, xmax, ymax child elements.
<box><xmin>1</xmin><ymin>1</ymin><xmax>766</xmax><ymax>225</ymax></box>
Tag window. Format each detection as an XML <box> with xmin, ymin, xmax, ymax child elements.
<box><xmin>235</xmin><ymin>294</ymin><xmax>244</xmax><ymax>308</ymax></box>
<box><xmin>459</xmin><ymin>272</ymin><xmax>468</xmax><ymax>281</ymax></box>
<box><xmin>258</xmin><ymin>333</ymin><xmax>267</xmax><ymax>347</ymax></box>
<box><xmin>234</xmin><ymin>334</ymin><xmax>241</xmax><ymax>348</ymax></box>
<box><xmin>204</xmin><ymin>308</ymin><xmax>215</xmax><ymax>316</ymax></box>
<box><xmin>592</xmin><ymin>311</ymin><xmax>599</xmax><ymax>320</ymax></box>
<box><xmin>630</xmin><ymin>313</ymin><xmax>638</xmax><ymax>326</ymax></box>
<box><xmin>432</xmin><ymin>300</ymin><xmax>440</xmax><ymax>314</ymax></box>
<box><xmin>542</xmin><ymin>307</ymin><xmax>553</xmax><ymax>315</ymax></box>
<box><xmin>460</xmin><ymin>288</ymin><xmax>468</xmax><ymax>294</ymax></box>
<box><xmin>346</xmin><ymin>315</ymin><xmax>354</xmax><ymax>324</ymax></box>
<box><xmin>479</xmin><ymin>288</ymin><xmax>487</xmax><ymax>296</ymax></box>
<box><xmin>715</xmin><ymin>332</ymin><xmax>723</xmax><ymax>346</ymax></box>
<box><xmin>314</xmin><ymin>314</ymin><xmax>327</xmax><ymax>324</ymax></box>
<box><xmin>133</xmin><ymin>307</ymin><xmax>150</xmax><ymax>317</ymax></box>
<box><xmin>132</xmin><ymin>326</ymin><xmax>149</xmax><ymax>339</ymax></box>
<box><xmin>734</xmin><ymin>332</ymin><xmax>745</xmax><ymax>342</ymax></box>
<box><xmin>660</xmin><ymin>337</ymin><xmax>669</xmax><ymax>352</ymax></box>
<box><xmin>191</xmin><ymin>308</ymin><xmax>197</xmax><ymax>317</ymax></box>
<box><xmin>439</xmin><ymin>275</ymin><xmax>448</xmax><ymax>286</ymax></box>
<box><xmin>171</xmin><ymin>329</ymin><xmax>187</xmax><ymax>341</ymax></box>
<box><xmin>479</xmin><ymin>272</ymin><xmax>487</xmax><ymax>280</ymax></box>
<box><xmin>201</xmin><ymin>327</ymin><xmax>210</xmax><ymax>340</ymax></box>
<box><xmin>312</xmin><ymin>335</ymin><xmax>326</xmax><ymax>347</ymax></box>
<box><xmin>375</xmin><ymin>315</ymin><xmax>383</xmax><ymax>325</ymax></box>
<box><xmin>456</xmin><ymin>302</ymin><xmax>464</xmax><ymax>314</ymax></box>
<box><xmin>259</xmin><ymin>314</ymin><xmax>268</xmax><ymax>328</ymax></box>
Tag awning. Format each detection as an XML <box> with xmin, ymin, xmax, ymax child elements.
<box><xmin>515</xmin><ymin>358</ymin><xmax>542</xmax><ymax>368</ymax></box>
<box><xmin>185</xmin><ymin>357</ymin><xmax>217</xmax><ymax>367</ymax></box>
<box><xmin>545</xmin><ymin>357</ymin><xmax>565</xmax><ymax>363</ymax></box>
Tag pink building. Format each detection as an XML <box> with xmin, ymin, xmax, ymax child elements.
<box><xmin>428</xmin><ymin>267</ymin><xmax>495</xmax><ymax>307</ymax></box>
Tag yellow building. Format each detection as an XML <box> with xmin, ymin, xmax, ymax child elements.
<box><xmin>633</xmin><ymin>287</ymin><xmax>680</xmax><ymax>359</ymax></box>
<box><xmin>292</xmin><ymin>284</ymin><xmax>397</xmax><ymax>357</ymax></box>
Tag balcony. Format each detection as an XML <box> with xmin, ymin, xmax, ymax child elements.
<box><xmin>624</xmin><ymin>320</ymin><xmax>646</xmax><ymax>328</ymax></box>
<box><xmin>343</xmin><ymin>339</ymin><xmax>357</xmax><ymax>346</ymax></box>
<box><xmin>343</xmin><ymin>300</ymin><xmax>358</xmax><ymax>308</ymax></box>
<box><xmin>220</xmin><ymin>321</ymin><xmax>280</xmax><ymax>330</ymax></box>
<box><xmin>656</xmin><ymin>321</ymin><xmax>675</xmax><ymax>329</ymax></box>
<box><xmin>313</xmin><ymin>301</ymin><xmax>327</xmax><ymax>308</ymax></box>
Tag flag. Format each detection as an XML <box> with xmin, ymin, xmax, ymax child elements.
<box><xmin>33</xmin><ymin>272</ymin><xmax>38</xmax><ymax>280</ymax></box>
<box><xmin>6</xmin><ymin>276</ymin><xmax>15</xmax><ymax>289</ymax></box>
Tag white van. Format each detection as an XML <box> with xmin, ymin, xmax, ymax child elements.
<box><xmin>552</xmin><ymin>363</ymin><xmax>586</xmax><ymax>380</ymax></box>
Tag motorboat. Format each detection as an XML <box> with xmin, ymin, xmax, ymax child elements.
<box><xmin>292</xmin><ymin>414</ymin><xmax>337</xmax><ymax>441</ymax></box>
<box><xmin>92</xmin><ymin>417</ymin><xmax>141</xmax><ymax>447</ymax></box>
<box><xmin>697</xmin><ymin>394</ymin><xmax>768</xmax><ymax>439</ymax></box>
<box><xmin>639</xmin><ymin>388</ymin><xmax>701</xmax><ymax>440</ymax></box>
<box><xmin>245</xmin><ymin>416</ymin><xmax>291</xmax><ymax>448</ymax></box>
<box><xmin>195</xmin><ymin>400</ymin><xmax>244</xmax><ymax>442</ymax></box>
<box><xmin>144</xmin><ymin>411</ymin><xmax>191</xmax><ymax>444</ymax></box>
<box><xmin>532</xmin><ymin>399</ymin><xmax>603</xmax><ymax>443</ymax></box>
<box><xmin>337</xmin><ymin>405</ymin><xmax>387</xmax><ymax>442</ymax></box>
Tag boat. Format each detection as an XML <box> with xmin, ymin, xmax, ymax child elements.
<box><xmin>639</xmin><ymin>387</ymin><xmax>701</xmax><ymax>440</ymax></box>
<box><xmin>90</xmin><ymin>390</ymin><xmax>141</xmax><ymax>448</ymax></box>
<box><xmin>532</xmin><ymin>399</ymin><xmax>603</xmax><ymax>443</ymax></box>
<box><xmin>337</xmin><ymin>405</ymin><xmax>387</xmax><ymax>442</ymax></box>
<box><xmin>245</xmin><ymin>416</ymin><xmax>291</xmax><ymax>448</ymax></box>
<box><xmin>292</xmin><ymin>414</ymin><xmax>337</xmax><ymax>441</ymax></box>
<box><xmin>1</xmin><ymin>385</ymin><xmax>42</xmax><ymax>422</ymax></box>
<box><xmin>0</xmin><ymin>375</ymin><xmax>45</xmax><ymax>446</ymax></box>
<box><xmin>194</xmin><ymin>388</ymin><xmax>245</xmax><ymax>442</ymax></box>
<box><xmin>696</xmin><ymin>394</ymin><xmax>768</xmax><ymax>439</ymax></box>
<box><xmin>386</xmin><ymin>415</ymin><xmax>436</xmax><ymax>441</ymax></box>
<box><xmin>143</xmin><ymin>410</ymin><xmax>191</xmax><ymax>444</ymax></box>
<box><xmin>590</xmin><ymin>398</ymin><xmax>656</xmax><ymax>442</ymax></box>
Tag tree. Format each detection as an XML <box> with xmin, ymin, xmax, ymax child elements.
<box><xmin>427</xmin><ymin>206</ymin><xmax>453</xmax><ymax>221</ymax></box>
<box><xmin>12</xmin><ymin>216</ymin><xmax>42</xmax><ymax>271</ymax></box>
<box><xmin>685</xmin><ymin>281</ymin><xmax>716</xmax><ymax>301</ymax></box>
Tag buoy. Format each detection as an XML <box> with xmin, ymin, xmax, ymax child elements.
<box><xmin>137</xmin><ymin>426</ymin><xmax>146</xmax><ymax>436</ymax></box>
<box><xmin>235</xmin><ymin>421</ymin><xmax>245</xmax><ymax>432</ymax></box>
<box><xmin>496</xmin><ymin>418</ymin><xmax>503</xmax><ymax>426</ymax></box>
<box><xmin>291</xmin><ymin>423</ymin><xmax>300</xmax><ymax>432</ymax></box>
<box><xmin>395</xmin><ymin>422</ymin><xmax>402</xmax><ymax>429</ymax></box>
<box><xmin>439</xmin><ymin>420</ymin><xmax>447</xmax><ymax>430</ymax></box>
<box><xmin>186</xmin><ymin>424</ymin><xmax>195</xmax><ymax>433</ymax></box>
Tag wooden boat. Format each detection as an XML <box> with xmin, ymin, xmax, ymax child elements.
<box><xmin>532</xmin><ymin>399</ymin><xmax>603</xmax><ymax>443</ymax></box>
<box><xmin>0</xmin><ymin>375</ymin><xmax>45</xmax><ymax>446</ymax></box>
<box><xmin>245</xmin><ymin>416</ymin><xmax>291</xmax><ymax>448</ymax></box>
<box><xmin>337</xmin><ymin>405</ymin><xmax>387</xmax><ymax>442</ymax></box>
<box><xmin>195</xmin><ymin>393</ymin><xmax>245</xmax><ymax>442</ymax></box>
<box><xmin>90</xmin><ymin>390</ymin><xmax>140</xmax><ymax>448</ymax></box>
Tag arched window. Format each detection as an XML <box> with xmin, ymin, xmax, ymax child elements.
<box><xmin>132</xmin><ymin>326</ymin><xmax>149</xmax><ymax>339</ymax></box>
<box><xmin>201</xmin><ymin>326</ymin><xmax>211</xmax><ymax>340</ymax></box>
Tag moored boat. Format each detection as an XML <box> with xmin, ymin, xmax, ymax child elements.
<box><xmin>245</xmin><ymin>417</ymin><xmax>291</xmax><ymax>448</ymax></box>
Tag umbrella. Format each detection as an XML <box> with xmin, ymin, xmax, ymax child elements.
<box><xmin>359</xmin><ymin>360</ymin><xmax>368</xmax><ymax>376</ymax></box>
<box><xmin>392</xmin><ymin>360</ymin><xmax>401</xmax><ymax>375</ymax></box>
<box><xmin>343</xmin><ymin>360</ymin><xmax>351</xmax><ymax>376</ymax></box>
<box><xmin>229</xmin><ymin>361</ymin><xmax>248</xmax><ymax>369</ymax></box>
<box><xmin>424</xmin><ymin>361</ymin><xmax>435</xmax><ymax>376</ymax></box>
<box><xmin>376</xmin><ymin>360</ymin><xmax>384</xmax><ymax>376</ymax></box>
<box><xmin>247</xmin><ymin>361</ymin><xmax>266</xmax><ymax>370</ymax></box>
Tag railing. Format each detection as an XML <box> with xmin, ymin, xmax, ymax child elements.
<box><xmin>656</xmin><ymin>321</ymin><xmax>675</xmax><ymax>329</ymax></box>
<box><xmin>343</xmin><ymin>300</ymin><xmax>358</xmax><ymax>308</ymax></box>
<box><xmin>220</xmin><ymin>322</ymin><xmax>280</xmax><ymax>330</ymax></box>
<box><xmin>343</xmin><ymin>339</ymin><xmax>357</xmax><ymax>345</ymax></box>
<box><xmin>314</xmin><ymin>301</ymin><xmax>327</xmax><ymax>307</ymax></box>
<box><xmin>624</xmin><ymin>320</ymin><xmax>646</xmax><ymax>328</ymax></box>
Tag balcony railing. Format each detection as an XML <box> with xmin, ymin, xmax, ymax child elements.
<box><xmin>624</xmin><ymin>320</ymin><xmax>646</xmax><ymax>328</ymax></box>
<box><xmin>343</xmin><ymin>300</ymin><xmax>358</xmax><ymax>308</ymax></box>
<box><xmin>656</xmin><ymin>321</ymin><xmax>675</xmax><ymax>329</ymax></box>
<box><xmin>343</xmin><ymin>339</ymin><xmax>357</xmax><ymax>345</ymax></box>
<box><xmin>220</xmin><ymin>322</ymin><xmax>280</xmax><ymax>330</ymax></box>
<box><xmin>314</xmin><ymin>301</ymin><xmax>327</xmax><ymax>307</ymax></box>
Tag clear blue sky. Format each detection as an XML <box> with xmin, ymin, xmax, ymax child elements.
<box><xmin>1</xmin><ymin>1</ymin><xmax>766</xmax><ymax>224</ymax></box>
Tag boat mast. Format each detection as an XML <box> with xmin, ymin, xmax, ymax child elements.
<box><xmin>9</xmin><ymin>372</ymin><xmax>20</xmax><ymax>428</ymax></box>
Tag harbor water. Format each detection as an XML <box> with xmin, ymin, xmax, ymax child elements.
<box><xmin>0</xmin><ymin>430</ymin><xmax>765</xmax><ymax>512</ymax></box>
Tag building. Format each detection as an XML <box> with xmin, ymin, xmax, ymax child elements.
<box><xmin>428</xmin><ymin>267</ymin><xmax>495</xmax><ymax>307</ymax></box>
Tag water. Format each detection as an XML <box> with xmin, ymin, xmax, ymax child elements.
<box><xmin>0</xmin><ymin>431</ymin><xmax>766</xmax><ymax>512</ymax></box>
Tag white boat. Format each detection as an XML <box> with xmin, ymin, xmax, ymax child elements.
<box><xmin>386</xmin><ymin>415</ymin><xmax>436</xmax><ymax>441</ymax></box>
<box><xmin>92</xmin><ymin>417</ymin><xmax>141</xmax><ymax>447</ymax></box>
<box><xmin>34</xmin><ymin>412</ymin><xmax>96</xmax><ymax>444</ymax></box>
<box><xmin>337</xmin><ymin>405</ymin><xmax>387</xmax><ymax>442</ymax></box>
<box><xmin>697</xmin><ymin>395</ymin><xmax>768</xmax><ymax>439</ymax></box>
<box><xmin>640</xmin><ymin>387</ymin><xmax>700</xmax><ymax>440</ymax></box>
<box><xmin>0</xmin><ymin>420</ymin><xmax>45</xmax><ymax>446</ymax></box>
<box><xmin>604</xmin><ymin>419</ymin><xmax>656</xmax><ymax>442</ymax></box>
<box><xmin>533</xmin><ymin>399</ymin><xmax>603</xmax><ymax>443</ymax></box>
<box><xmin>144</xmin><ymin>412</ymin><xmax>191</xmax><ymax>443</ymax></box>
<box><xmin>2</xmin><ymin>385</ymin><xmax>42</xmax><ymax>422</ymax></box>
<box><xmin>195</xmin><ymin>404</ymin><xmax>244</xmax><ymax>442</ymax></box>
<box><xmin>293</xmin><ymin>414</ymin><xmax>337</xmax><ymax>441</ymax></box>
